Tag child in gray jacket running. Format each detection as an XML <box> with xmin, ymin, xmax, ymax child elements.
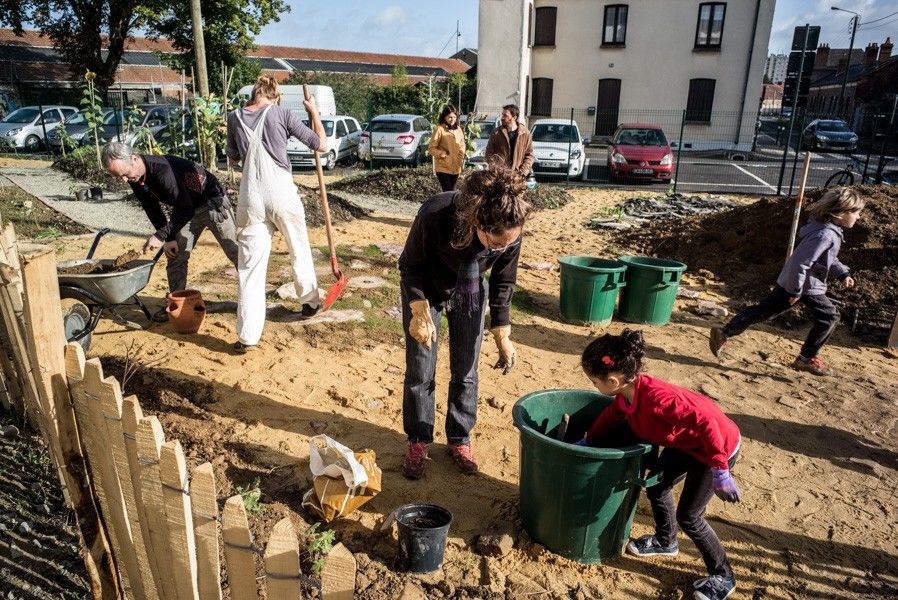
<box><xmin>709</xmin><ymin>187</ymin><xmax>864</xmax><ymax>376</ymax></box>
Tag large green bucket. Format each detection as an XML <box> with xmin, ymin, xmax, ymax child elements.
<box><xmin>511</xmin><ymin>389</ymin><xmax>658</xmax><ymax>564</ymax></box>
<box><xmin>558</xmin><ymin>257</ymin><xmax>627</xmax><ymax>325</ymax></box>
<box><xmin>617</xmin><ymin>256</ymin><xmax>687</xmax><ymax>326</ymax></box>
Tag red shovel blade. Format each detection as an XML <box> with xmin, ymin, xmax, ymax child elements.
<box><xmin>321</xmin><ymin>257</ymin><xmax>348</xmax><ymax>311</ymax></box>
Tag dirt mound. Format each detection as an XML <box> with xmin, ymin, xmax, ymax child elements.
<box><xmin>617</xmin><ymin>185</ymin><xmax>898</xmax><ymax>333</ymax></box>
<box><xmin>57</xmin><ymin>249</ymin><xmax>145</xmax><ymax>275</ymax></box>
<box><xmin>223</xmin><ymin>185</ymin><xmax>369</xmax><ymax>226</ymax></box>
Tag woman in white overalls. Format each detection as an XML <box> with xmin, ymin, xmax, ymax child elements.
<box><xmin>225</xmin><ymin>76</ymin><xmax>328</xmax><ymax>352</ymax></box>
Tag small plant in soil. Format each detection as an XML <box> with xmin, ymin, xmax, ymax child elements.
<box><xmin>235</xmin><ymin>477</ymin><xmax>264</xmax><ymax>515</ymax></box>
<box><xmin>305</xmin><ymin>522</ymin><xmax>336</xmax><ymax>575</ymax></box>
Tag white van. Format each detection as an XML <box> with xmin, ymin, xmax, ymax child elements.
<box><xmin>236</xmin><ymin>84</ymin><xmax>336</xmax><ymax>118</ymax></box>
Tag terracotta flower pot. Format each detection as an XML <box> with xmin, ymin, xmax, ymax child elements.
<box><xmin>166</xmin><ymin>289</ymin><xmax>206</xmax><ymax>334</ymax></box>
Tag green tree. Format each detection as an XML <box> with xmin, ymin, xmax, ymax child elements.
<box><xmin>284</xmin><ymin>71</ymin><xmax>377</xmax><ymax>122</ymax></box>
<box><xmin>0</xmin><ymin>0</ymin><xmax>288</xmax><ymax>91</ymax></box>
<box><xmin>226</xmin><ymin>56</ymin><xmax>263</xmax><ymax>100</ymax></box>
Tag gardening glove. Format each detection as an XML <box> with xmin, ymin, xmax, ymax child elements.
<box><xmin>408</xmin><ymin>299</ymin><xmax>437</xmax><ymax>349</ymax></box>
<box><xmin>491</xmin><ymin>325</ymin><xmax>516</xmax><ymax>375</ymax></box>
<box><xmin>711</xmin><ymin>468</ymin><xmax>742</xmax><ymax>503</ymax></box>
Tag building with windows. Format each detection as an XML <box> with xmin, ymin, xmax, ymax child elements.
<box><xmin>477</xmin><ymin>0</ymin><xmax>775</xmax><ymax>150</ymax></box>
<box><xmin>765</xmin><ymin>53</ymin><xmax>787</xmax><ymax>84</ymax></box>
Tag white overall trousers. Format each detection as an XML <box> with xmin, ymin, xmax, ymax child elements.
<box><xmin>234</xmin><ymin>105</ymin><xmax>320</xmax><ymax>345</ymax></box>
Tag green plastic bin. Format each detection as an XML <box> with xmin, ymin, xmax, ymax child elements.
<box><xmin>512</xmin><ymin>389</ymin><xmax>659</xmax><ymax>564</ymax></box>
<box><xmin>616</xmin><ymin>256</ymin><xmax>687</xmax><ymax>326</ymax></box>
<box><xmin>558</xmin><ymin>257</ymin><xmax>627</xmax><ymax>325</ymax></box>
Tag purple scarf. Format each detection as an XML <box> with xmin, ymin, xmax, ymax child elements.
<box><xmin>449</xmin><ymin>248</ymin><xmax>486</xmax><ymax>315</ymax></box>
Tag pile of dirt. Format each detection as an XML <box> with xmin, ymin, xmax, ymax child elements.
<box><xmin>587</xmin><ymin>194</ymin><xmax>741</xmax><ymax>230</ymax></box>
<box><xmin>617</xmin><ymin>184</ymin><xmax>898</xmax><ymax>332</ymax></box>
<box><xmin>223</xmin><ymin>186</ymin><xmax>369</xmax><ymax>227</ymax></box>
<box><xmin>330</xmin><ymin>166</ymin><xmax>575</xmax><ymax>211</ymax></box>
<box><xmin>52</xmin><ymin>146</ymin><xmax>129</xmax><ymax>192</ymax></box>
<box><xmin>57</xmin><ymin>249</ymin><xmax>143</xmax><ymax>275</ymax></box>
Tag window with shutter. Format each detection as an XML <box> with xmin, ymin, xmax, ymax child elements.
<box><xmin>602</xmin><ymin>5</ymin><xmax>628</xmax><ymax>46</ymax></box>
<box><xmin>695</xmin><ymin>3</ymin><xmax>726</xmax><ymax>49</ymax></box>
<box><xmin>686</xmin><ymin>79</ymin><xmax>716</xmax><ymax>123</ymax></box>
<box><xmin>531</xmin><ymin>78</ymin><xmax>553</xmax><ymax>117</ymax></box>
<box><xmin>533</xmin><ymin>7</ymin><xmax>557</xmax><ymax>47</ymax></box>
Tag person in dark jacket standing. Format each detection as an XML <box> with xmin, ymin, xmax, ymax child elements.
<box><xmin>484</xmin><ymin>104</ymin><xmax>534</xmax><ymax>176</ymax></box>
<box><xmin>709</xmin><ymin>187</ymin><xmax>864</xmax><ymax>376</ymax></box>
<box><xmin>398</xmin><ymin>166</ymin><xmax>530</xmax><ymax>479</ymax></box>
<box><xmin>102</xmin><ymin>141</ymin><xmax>239</xmax><ymax>321</ymax></box>
<box><xmin>579</xmin><ymin>329</ymin><xmax>742</xmax><ymax>600</ymax></box>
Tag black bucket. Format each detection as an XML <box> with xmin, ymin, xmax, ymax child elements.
<box><xmin>395</xmin><ymin>503</ymin><xmax>452</xmax><ymax>573</ymax></box>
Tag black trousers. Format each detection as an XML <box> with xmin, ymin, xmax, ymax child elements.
<box><xmin>722</xmin><ymin>285</ymin><xmax>839</xmax><ymax>359</ymax></box>
<box><xmin>647</xmin><ymin>448</ymin><xmax>739</xmax><ymax>578</ymax></box>
<box><xmin>436</xmin><ymin>171</ymin><xmax>459</xmax><ymax>192</ymax></box>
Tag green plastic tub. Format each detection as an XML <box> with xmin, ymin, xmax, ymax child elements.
<box><xmin>616</xmin><ymin>256</ymin><xmax>687</xmax><ymax>326</ymax></box>
<box><xmin>512</xmin><ymin>389</ymin><xmax>659</xmax><ymax>564</ymax></box>
<box><xmin>558</xmin><ymin>257</ymin><xmax>627</xmax><ymax>325</ymax></box>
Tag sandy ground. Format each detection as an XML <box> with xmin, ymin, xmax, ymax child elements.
<box><xmin>44</xmin><ymin>186</ymin><xmax>898</xmax><ymax>599</ymax></box>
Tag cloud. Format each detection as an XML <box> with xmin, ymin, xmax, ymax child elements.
<box><xmin>369</xmin><ymin>5</ymin><xmax>408</xmax><ymax>27</ymax></box>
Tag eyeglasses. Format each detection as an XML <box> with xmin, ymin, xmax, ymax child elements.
<box><xmin>480</xmin><ymin>235</ymin><xmax>520</xmax><ymax>257</ymax></box>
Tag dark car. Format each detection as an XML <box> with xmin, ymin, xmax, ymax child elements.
<box><xmin>85</xmin><ymin>104</ymin><xmax>180</xmax><ymax>147</ymax></box>
<box><xmin>46</xmin><ymin>108</ymin><xmax>113</xmax><ymax>151</ymax></box>
<box><xmin>802</xmin><ymin>119</ymin><xmax>858</xmax><ymax>152</ymax></box>
<box><xmin>607</xmin><ymin>123</ymin><xmax>674</xmax><ymax>182</ymax></box>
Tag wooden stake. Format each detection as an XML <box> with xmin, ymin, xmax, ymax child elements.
<box><xmin>190</xmin><ymin>463</ymin><xmax>221</xmax><ymax>600</ymax></box>
<box><xmin>264</xmin><ymin>517</ymin><xmax>302</xmax><ymax>599</ymax></box>
<box><xmin>786</xmin><ymin>151</ymin><xmax>813</xmax><ymax>259</ymax></box>
<box><xmin>159</xmin><ymin>440</ymin><xmax>200</xmax><ymax>600</ymax></box>
<box><xmin>321</xmin><ymin>543</ymin><xmax>356</xmax><ymax>600</ymax></box>
<box><xmin>888</xmin><ymin>308</ymin><xmax>898</xmax><ymax>348</ymax></box>
<box><xmin>221</xmin><ymin>496</ymin><xmax>257</xmax><ymax>599</ymax></box>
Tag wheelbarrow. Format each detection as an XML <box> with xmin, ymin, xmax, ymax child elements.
<box><xmin>57</xmin><ymin>228</ymin><xmax>165</xmax><ymax>351</ymax></box>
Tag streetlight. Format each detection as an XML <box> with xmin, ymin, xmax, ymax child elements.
<box><xmin>831</xmin><ymin>6</ymin><xmax>860</xmax><ymax>117</ymax></box>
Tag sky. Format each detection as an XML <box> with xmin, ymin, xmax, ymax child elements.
<box><xmin>255</xmin><ymin>1</ymin><xmax>897</xmax><ymax>58</ymax></box>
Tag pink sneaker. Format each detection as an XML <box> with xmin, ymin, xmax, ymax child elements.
<box><xmin>446</xmin><ymin>443</ymin><xmax>479</xmax><ymax>474</ymax></box>
<box><xmin>402</xmin><ymin>442</ymin><xmax>430</xmax><ymax>479</ymax></box>
<box><xmin>792</xmin><ymin>356</ymin><xmax>832</xmax><ymax>376</ymax></box>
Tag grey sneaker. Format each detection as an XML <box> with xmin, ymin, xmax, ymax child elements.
<box><xmin>709</xmin><ymin>326</ymin><xmax>728</xmax><ymax>357</ymax></box>
<box><xmin>693</xmin><ymin>575</ymin><xmax>735</xmax><ymax>600</ymax></box>
<box><xmin>626</xmin><ymin>535</ymin><xmax>679</xmax><ymax>557</ymax></box>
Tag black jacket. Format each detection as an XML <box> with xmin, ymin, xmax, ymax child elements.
<box><xmin>398</xmin><ymin>192</ymin><xmax>521</xmax><ymax>328</ymax></box>
<box><xmin>129</xmin><ymin>154</ymin><xmax>226</xmax><ymax>242</ymax></box>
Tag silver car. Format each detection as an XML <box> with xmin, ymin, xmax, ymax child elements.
<box><xmin>287</xmin><ymin>115</ymin><xmax>361</xmax><ymax>170</ymax></box>
<box><xmin>359</xmin><ymin>114</ymin><xmax>431</xmax><ymax>166</ymax></box>
<box><xmin>0</xmin><ymin>105</ymin><xmax>78</xmax><ymax>151</ymax></box>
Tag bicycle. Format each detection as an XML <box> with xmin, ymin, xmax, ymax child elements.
<box><xmin>825</xmin><ymin>154</ymin><xmax>895</xmax><ymax>186</ymax></box>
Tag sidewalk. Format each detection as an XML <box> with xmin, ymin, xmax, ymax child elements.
<box><xmin>1</xmin><ymin>165</ymin><xmax>150</xmax><ymax>236</ymax></box>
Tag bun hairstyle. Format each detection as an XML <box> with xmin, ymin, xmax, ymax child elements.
<box><xmin>581</xmin><ymin>329</ymin><xmax>646</xmax><ymax>381</ymax></box>
<box><xmin>452</xmin><ymin>165</ymin><xmax>531</xmax><ymax>249</ymax></box>
<box><xmin>251</xmin><ymin>75</ymin><xmax>281</xmax><ymax>103</ymax></box>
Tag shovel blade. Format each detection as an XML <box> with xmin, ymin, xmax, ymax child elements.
<box><xmin>321</xmin><ymin>275</ymin><xmax>348</xmax><ymax>311</ymax></box>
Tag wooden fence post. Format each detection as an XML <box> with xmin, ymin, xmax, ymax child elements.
<box><xmin>321</xmin><ymin>543</ymin><xmax>356</xmax><ymax>600</ymax></box>
<box><xmin>159</xmin><ymin>439</ymin><xmax>200</xmax><ymax>600</ymax></box>
<box><xmin>221</xmin><ymin>495</ymin><xmax>258</xmax><ymax>599</ymax></box>
<box><xmin>264</xmin><ymin>517</ymin><xmax>302</xmax><ymax>600</ymax></box>
<box><xmin>190</xmin><ymin>463</ymin><xmax>222</xmax><ymax>600</ymax></box>
<box><xmin>136</xmin><ymin>416</ymin><xmax>179</xmax><ymax>599</ymax></box>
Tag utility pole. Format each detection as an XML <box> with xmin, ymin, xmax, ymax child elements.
<box><xmin>456</xmin><ymin>21</ymin><xmax>462</xmax><ymax>110</ymax></box>
<box><xmin>190</xmin><ymin>0</ymin><xmax>210</xmax><ymax>97</ymax></box>
<box><xmin>832</xmin><ymin>6</ymin><xmax>859</xmax><ymax>118</ymax></box>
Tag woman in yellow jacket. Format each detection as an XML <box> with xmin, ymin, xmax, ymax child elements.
<box><xmin>429</xmin><ymin>105</ymin><xmax>466</xmax><ymax>192</ymax></box>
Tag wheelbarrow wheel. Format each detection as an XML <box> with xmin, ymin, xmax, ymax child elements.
<box><xmin>62</xmin><ymin>299</ymin><xmax>93</xmax><ymax>352</ymax></box>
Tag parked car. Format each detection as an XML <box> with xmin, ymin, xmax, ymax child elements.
<box><xmin>286</xmin><ymin>114</ymin><xmax>361</xmax><ymax>170</ymax></box>
<box><xmin>0</xmin><ymin>105</ymin><xmax>78</xmax><ymax>151</ymax></box>
<box><xmin>46</xmin><ymin>108</ymin><xmax>114</xmax><ymax>151</ymax></box>
<box><xmin>465</xmin><ymin>116</ymin><xmax>499</xmax><ymax>168</ymax></box>
<box><xmin>606</xmin><ymin>123</ymin><xmax>674</xmax><ymax>183</ymax></box>
<box><xmin>530</xmin><ymin>119</ymin><xmax>588</xmax><ymax>178</ymax></box>
<box><xmin>802</xmin><ymin>119</ymin><xmax>858</xmax><ymax>152</ymax></box>
<box><xmin>359</xmin><ymin>114</ymin><xmax>432</xmax><ymax>166</ymax></box>
<box><xmin>85</xmin><ymin>104</ymin><xmax>180</xmax><ymax>146</ymax></box>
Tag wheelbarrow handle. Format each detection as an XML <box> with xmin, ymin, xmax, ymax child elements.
<box><xmin>152</xmin><ymin>247</ymin><xmax>165</xmax><ymax>262</ymax></box>
<box><xmin>86</xmin><ymin>228</ymin><xmax>111</xmax><ymax>260</ymax></box>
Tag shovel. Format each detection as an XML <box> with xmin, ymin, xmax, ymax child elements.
<box><xmin>304</xmin><ymin>84</ymin><xmax>348</xmax><ymax>310</ymax></box>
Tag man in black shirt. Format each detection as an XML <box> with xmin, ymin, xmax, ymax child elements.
<box><xmin>102</xmin><ymin>142</ymin><xmax>239</xmax><ymax>320</ymax></box>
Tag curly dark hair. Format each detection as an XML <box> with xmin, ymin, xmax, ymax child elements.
<box><xmin>452</xmin><ymin>165</ymin><xmax>531</xmax><ymax>249</ymax></box>
<box><xmin>581</xmin><ymin>329</ymin><xmax>646</xmax><ymax>382</ymax></box>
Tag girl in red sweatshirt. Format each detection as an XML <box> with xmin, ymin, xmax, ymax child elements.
<box><xmin>579</xmin><ymin>329</ymin><xmax>741</xmax><ymax>600</ymax></box>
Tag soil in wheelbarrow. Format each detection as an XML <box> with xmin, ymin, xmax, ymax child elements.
<box><xmin>57</xmin><ymin>249</ymin><xmax>143</xmax><ymax>275</ymax></box>
<box><xmin>616</xmin><ymin>184</ymin><xmax>898</xmax><ymax>336</ymax></box>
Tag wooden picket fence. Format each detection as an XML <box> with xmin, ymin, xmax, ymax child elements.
<box><xmin>0</xmin><ymin>213</ymin><xmax>356</xmax><ymax>599</ymax></box>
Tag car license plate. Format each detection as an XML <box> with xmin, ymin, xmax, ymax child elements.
<box><xmin>541</xmin><ymin>161</ymin><xmax>561</xmax><ymax>168</ymax></box>
<box><xmin>632</xmin><ymin>168</ymin><xmax>654</xmax><ymax>175</ymax></box>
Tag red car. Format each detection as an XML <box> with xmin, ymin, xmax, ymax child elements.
<box><xmin>607</xmin><ymin>123</ymin><xmax>674</xmax><ymax>183</ymax></box>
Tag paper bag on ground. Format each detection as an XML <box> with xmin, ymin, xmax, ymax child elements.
<box><xmin>302</xmin><ymin>434</ymin><xmax>382</xmax><ymax>522</ymax></box>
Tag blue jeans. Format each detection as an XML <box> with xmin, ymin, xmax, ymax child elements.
<box><xmin>401</xmin><ymin>283</ymin><xmax>486</xmax><ymax>444</ymax></box>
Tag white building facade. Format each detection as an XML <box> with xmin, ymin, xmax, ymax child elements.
<box><xmin>476</xmin><ymin>0</ymin><xmax>775</xmax><ymax>150</ymax></box>
<box><xmin>765</xmin><ymin>53</ymin><xmax>788</xmax><ymax>84</ymax></box>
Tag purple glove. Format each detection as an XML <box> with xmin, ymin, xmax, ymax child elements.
<box><xmin>711</xmin><ymin>468</ymin><xmax>741</xmax><ymax>503</ymax></box>
<box><xmin>574</xmin><ymin>438</ymin><xmax>590</xmax><ymax>447</ymax></box>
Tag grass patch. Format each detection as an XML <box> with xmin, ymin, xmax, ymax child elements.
<box><xmin>0</xmin><ymin>185</ymin><xmax>89</xmax><ymax>238</ymax></box>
